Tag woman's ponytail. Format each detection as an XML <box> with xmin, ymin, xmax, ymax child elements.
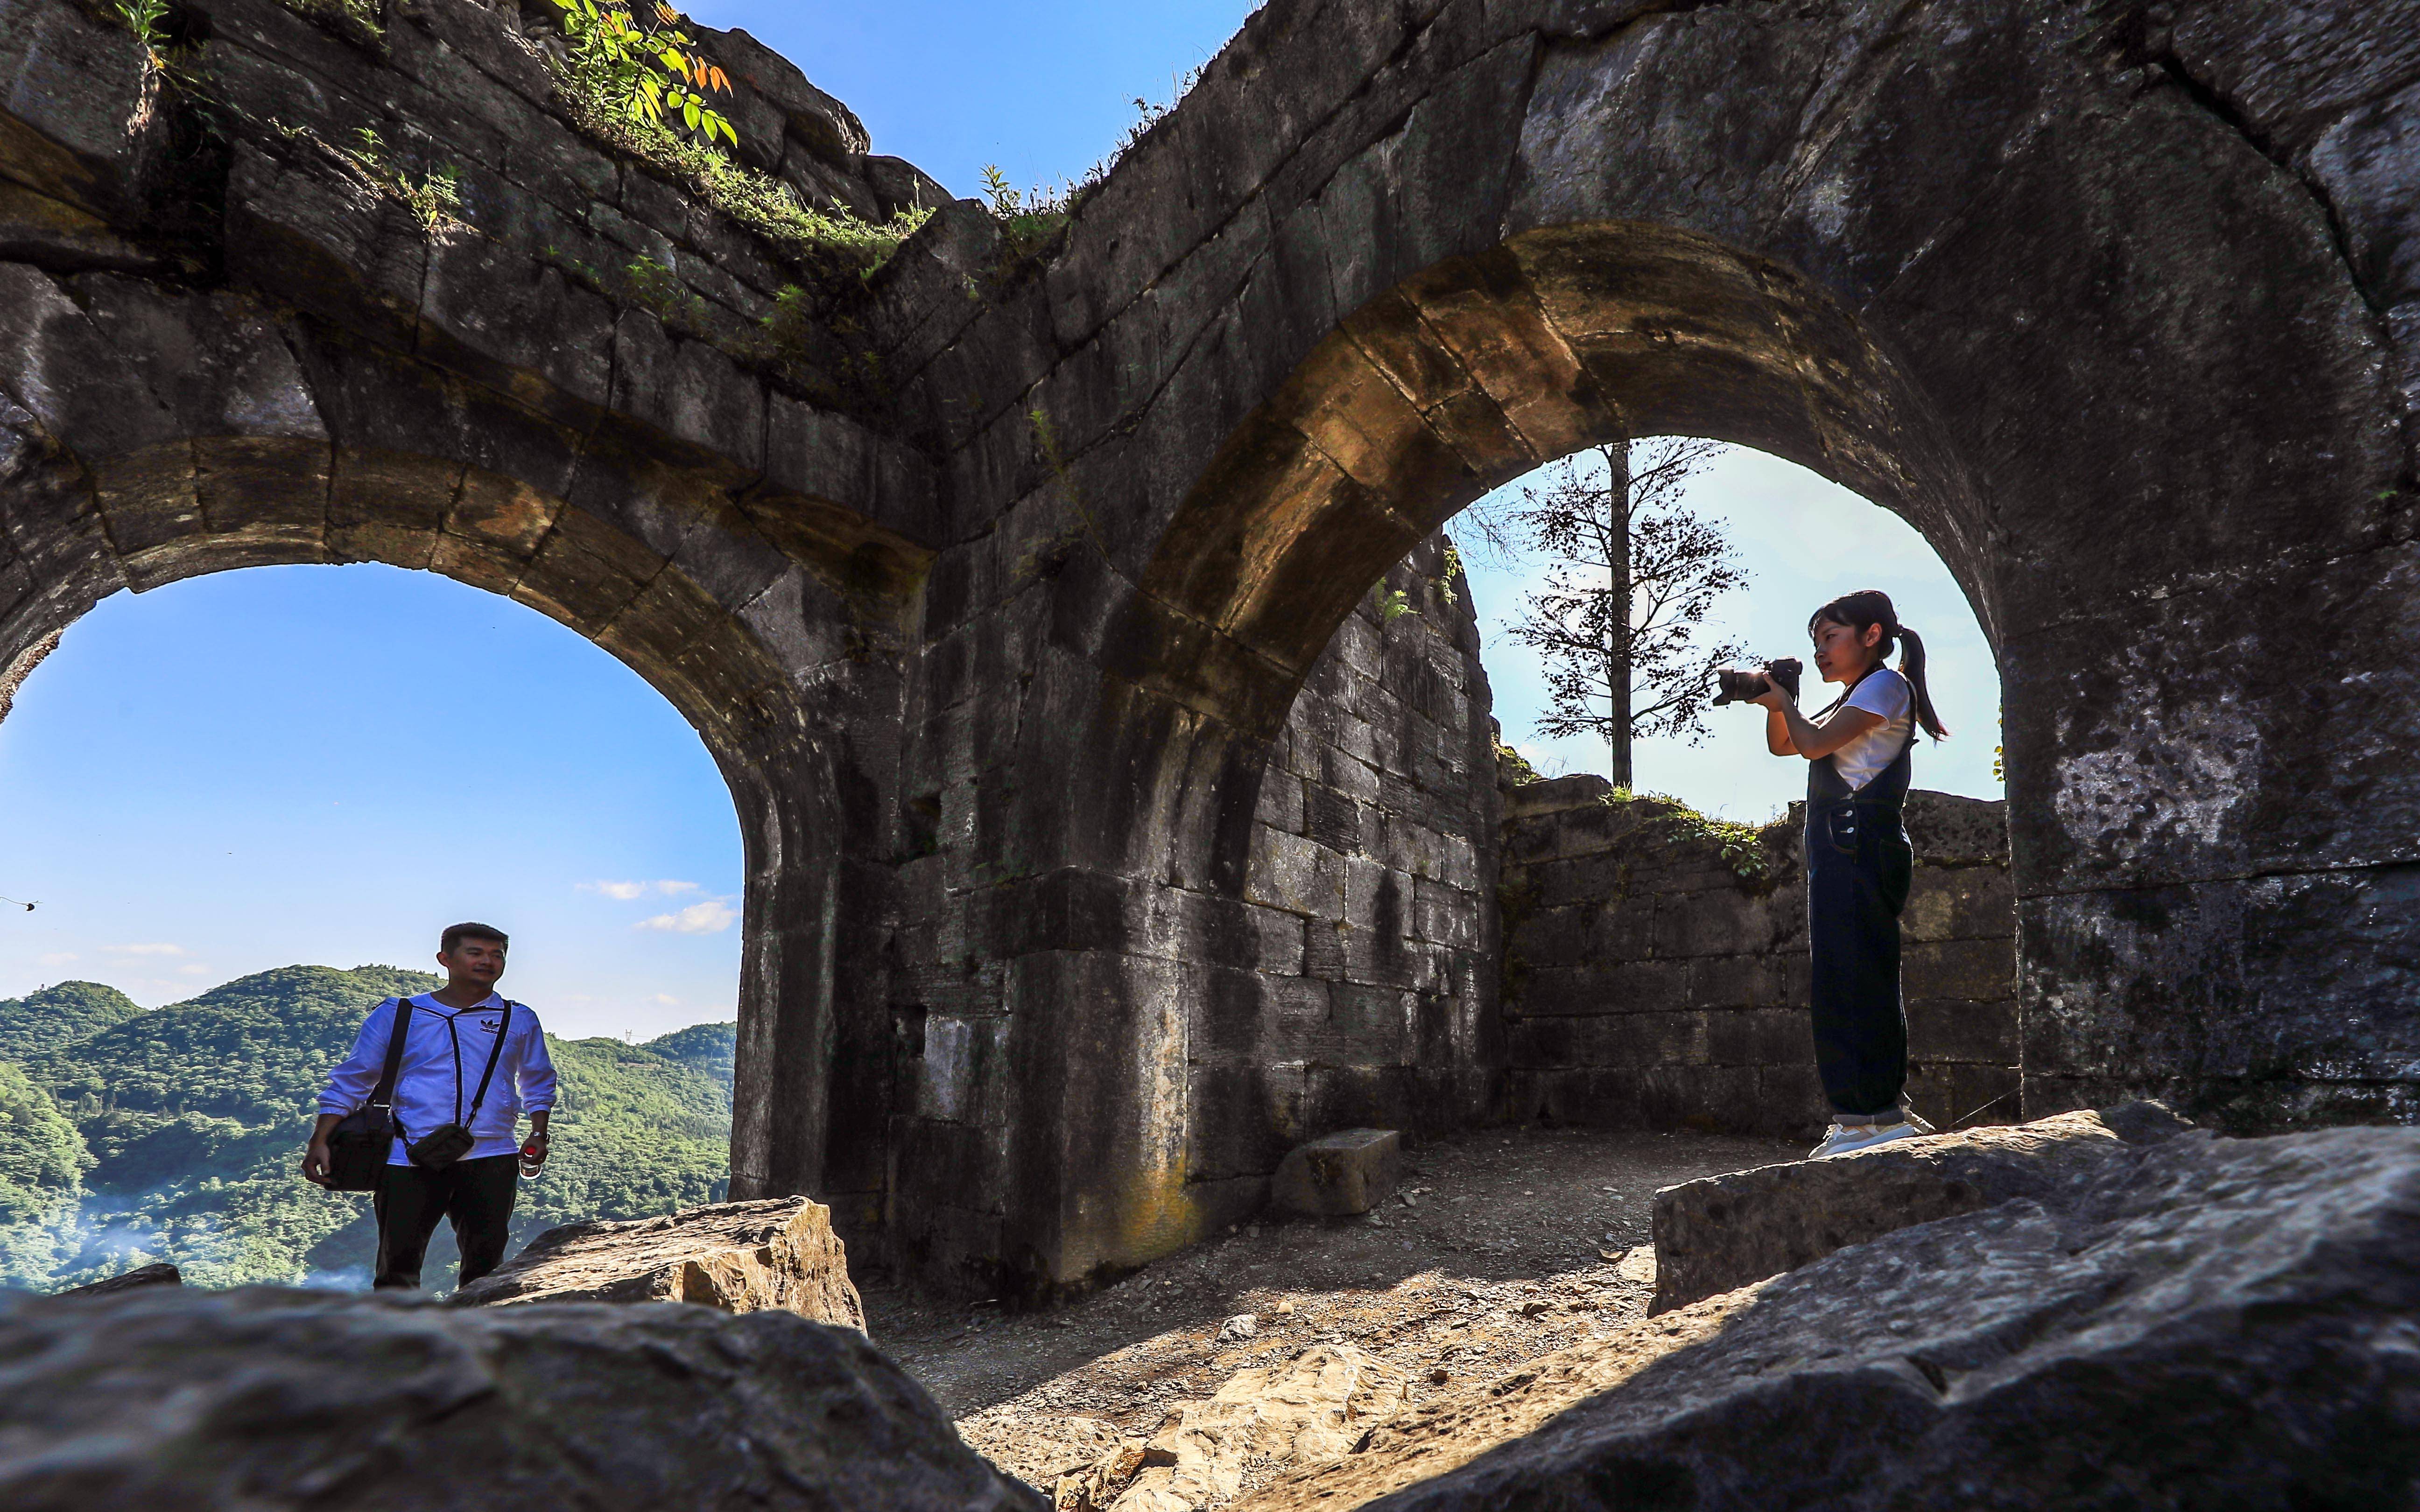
<box><xmin>1810</xmin><ymin>588</ymin><xmax>1949</xmax><ymax>741</ymax></box>
<box><xmin>1896</xmin><ymin>625</ymin><xmax>1949</xmax><ymax>741</ymax></box>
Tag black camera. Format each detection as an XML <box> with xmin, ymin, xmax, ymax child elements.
<box><xmin>1711</xmin><ymin>657</ymin><xmax>1802</xmax><ymax>706</ymax></box>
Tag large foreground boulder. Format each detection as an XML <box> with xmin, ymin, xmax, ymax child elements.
<box><xmin>1651</xmin><ymin>1102</ymin><xmax>2192</xmax><ymax>1312</ymax></box>
<box><xmin>0</xmin><ymin>1286</ymin><xmax>1042</xmax><ymax>1511</ymax></box>
<box><xmin>449</xmin><ymin>1196</ymin><xmax>865</xmax><ymax>1330</ymax></box>
<box><xmin>1240</xmin><ymin>1125</ymin><xmax>2420</xmax><ymax>1508</ymax></box>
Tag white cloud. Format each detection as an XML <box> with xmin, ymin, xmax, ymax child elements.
<box><xmin>107</xmin><ymin>942</ymin><xmax>186</xmax><ymax>957</ymax></box>
<box><xmin>37</xmin><ymin>952</ymin><xmax>77</xmax><ymax>966</ymax></box>
<box><xmin>651</xmin><ymin>993</ymin><xmax>681</xmax><ymax>1005</ymax></box>
<box><xmin>175</xmin><ymin>963</ymin><xmax>211</xmax><ymax>976</ymax></box>
<box><xmin>636</xmin><ymin>900</ymin><xmax>736</xmax><ymax>935</ymax></box>
<box><xmin>583</xmin><ymin>880</ymin><xmax>702</xmax><ymax>901</ymax></box>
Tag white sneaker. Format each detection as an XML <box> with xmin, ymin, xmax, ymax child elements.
<box><xmin>1807</xmin><ymin>1119</ymin><xmax>1923</xmax><ymax>1160</ymax></box>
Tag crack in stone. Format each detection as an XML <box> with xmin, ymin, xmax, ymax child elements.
<box><xmin>2149</xmin><ymin>51</ymin><xmax>2391</xmax><ymax>324</ymax></box>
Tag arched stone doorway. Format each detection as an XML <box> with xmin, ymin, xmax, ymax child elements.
<box><xmin>0</xmin><ymin>267</ymin><xmax>929</xmax><ymax>1225</ymax></box>
<box><xmin>966</xmin><ymin>0</ymin><xmax>2412</xmax><ymax>1288</ymax></box>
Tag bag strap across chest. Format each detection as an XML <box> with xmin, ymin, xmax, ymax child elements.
<box><xmin>369</xmin><ymin>999</ymin><xmax>413</xmax><ymax>1110</ymax></box>
<box><xmin>460</xmin><ymin>1001</ymin><xmax>514</xmax><ymax>1124</ymax></box>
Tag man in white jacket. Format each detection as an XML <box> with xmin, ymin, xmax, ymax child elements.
<box><xmin>302</xmin><ymin>923</ymin><xmax>557</xmax><ymax>1289</ymax></box>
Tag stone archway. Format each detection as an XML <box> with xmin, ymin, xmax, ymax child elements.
<box><xmin>929</xmin><ymin>0</ymin><xmax>2416</xmax><ymax>1289</ymax></box>
<box><xmin>0</xmin><ymin>265</ymin><xmax>929</xmax><ymax>1224</ymax></box>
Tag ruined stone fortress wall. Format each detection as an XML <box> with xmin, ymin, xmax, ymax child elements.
<box><xmin>8</xmin><ymin>0</ymin><xmax>2418</xmax><ymax>1295</ymax></box>
<box><xmin>1498</xmin><ymin>777</ymin><xmax>2019</xmax><ymax>1138</ymax></box>
<box><xmin>876</xmin><ymin>533</ymin><xmax>1504</xmax><ymax>1283</ymax></box>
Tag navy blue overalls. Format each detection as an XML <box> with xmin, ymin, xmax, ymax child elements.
<box><xmin>1804</xmin><ymin>680</ymin><xmax>1915</xmax><ymax>1119</ymax></box>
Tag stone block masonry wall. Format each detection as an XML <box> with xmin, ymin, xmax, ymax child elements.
<box><xmin>1498</xmin><ymin>778</ymin><xmax>2017</xmax><ymax>1139</ymax></box>
<box><xmin>879</xmin><ymin>534</ymin><xmax>1501</xmax><ymax>1286</ymax></box>
<box><xmin>1216</xmin><ymin>536</ymin><xmax>1501</xmax><ymax>1198</ymax></box>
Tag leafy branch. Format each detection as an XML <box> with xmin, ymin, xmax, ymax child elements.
<box><xmin>546</xmin><ymin>0</ymin><xmax>736</xmax><ymax>148</ymax></box>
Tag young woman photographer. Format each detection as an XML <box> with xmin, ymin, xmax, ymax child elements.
<box><xmin>1752</xmin><ymin>588</ymin><xmax>1950</xmax><ymax>1159</ymax></box>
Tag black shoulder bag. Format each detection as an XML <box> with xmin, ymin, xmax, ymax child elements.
<box><xmin>405</xmin><ymin>1001</ymin><xmax>514</xmax><ymax>1170</ymax></box>
<box><xmin>324</xmin><ymin>999</ymin><xmax>414</xmax><ymax>1192</ymax></box>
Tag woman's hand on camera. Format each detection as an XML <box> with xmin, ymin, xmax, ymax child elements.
<box><xmin>1747</xmin><ymin>676</ymin><xmax>1791</xmax><ymax>710</ymax></box>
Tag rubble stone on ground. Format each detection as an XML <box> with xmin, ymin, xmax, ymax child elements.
<box><xmin>1038</xmin><ymin>1344</ymin><xmax>1412</xmax><ymax>1512</ymax></box>
<box><xmin>448</xmin><ymin>1196</ymin><xmax>865</xmax><ymax>1330</ymax></box>
<box><xmin>1270</xmin><ymin>1130</ymin><xmax>1401</xmax><ymax>1218</ymax></box>
<box><xmin>1650</xmin><ymin>1103</ymin><xmax>2190</xmax><ymax>1312</ymax></box>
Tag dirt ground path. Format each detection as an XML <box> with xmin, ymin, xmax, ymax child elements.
<box><xmin>862</xmin><ymin>1127</ymin><xmax>1802</xmax><ymax>1496</ymax></box>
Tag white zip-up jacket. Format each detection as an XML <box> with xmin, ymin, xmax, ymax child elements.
<box><xmin>318</xmin><ymin>993</ymin><xmax>557</xmax><ymax>1164</ymax></box>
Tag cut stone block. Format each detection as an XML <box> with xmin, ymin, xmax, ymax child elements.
<box><xmin>1269</xmin><ymin>1128</ymin><xmax>1401</xmax><ymax>1217</ymax></box>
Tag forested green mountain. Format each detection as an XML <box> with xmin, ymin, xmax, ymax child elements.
<box><xmin>0</xmin><ymin>980</ymin><xmax>141</xmax><ymax>1063</ymax></box>
<box><xmin>0</xmin><ymin>967</ymin><xmax>735</xmax><ymax>1291</ymax></box>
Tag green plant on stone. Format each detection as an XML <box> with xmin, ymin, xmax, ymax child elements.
<box><xmin>547</xmin><ymin>0</ymin><xmax>736</xmax><ymax>148</ymax></box>
<box><xmin>1431</xmin><ymin>540</ymin><xmax>1465</xmax><ymax>607</ymax></box>
<box><xmin>554</xmin><ymin>80</ymin><xmax>928</xmax><ymax>278</ymax></box>
<box><xmin>622</xmin><ymin>255</ymin><xmax>706</xmax><ymax>329</ymax></box>
<box><xmin>980</xmin><ymin>163</ymin><xmax>1073</xmax><ymax>264</ymax></box>
<box><xmin>1598</xmin><ymin>787</ymin><xmax>1788</xmax><ymax>888</ymax></box>
<box><xmin>534</xmin><ymin>0</ymin><xmax>927</xmax><ymax>281</ymax></box>
<box><xmin>110</xmin><ymin>0</ymin><xmax>170</xmax><ymax>60</ymax></box>
<box><xmin>342</xmin><ymin>127</ymin><xmax>462</xmax><ymax>236</ymax></box>
<box><xmin>1377</xmin><ymin>587</ymin><xmax>1414</xmax><ymax>625</ymax></box>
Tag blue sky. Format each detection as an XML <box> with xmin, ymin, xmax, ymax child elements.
<box><xmin>0</xmin><ymin>2</ymin><xmax>1999</xmax><ymax>1031</ymax></box>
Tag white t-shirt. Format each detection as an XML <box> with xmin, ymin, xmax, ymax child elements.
<box><xmin>1816</xmin><ymin>666</ymin><xmax>1913</xmax><ymax>791</ymax></box>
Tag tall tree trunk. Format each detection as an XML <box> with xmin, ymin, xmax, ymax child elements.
<box><xmin>1605</xmin><ymin>440</ymin><xmax>1633</xmax><ymax>789</ymax></box>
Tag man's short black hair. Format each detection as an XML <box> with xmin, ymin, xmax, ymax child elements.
<box><xmin>441</xmin><ymin>922</ymin><xmax>509</xmax><ymax>953</ymax></box>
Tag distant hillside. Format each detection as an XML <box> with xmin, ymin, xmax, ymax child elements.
<box><xmin>642</xmin><ymin>1021</ymin><xmax>737</xmax><ymax>1084</ymax></box>
<box><xmin>0</xmin><ymin>981</ymin><xmax>141</xmax><ymax>1064</ymax></box>
<box><xmin>0</xmin><ymin>967</ymin><xmax>735</xmax><ymax>1292</ymax></box>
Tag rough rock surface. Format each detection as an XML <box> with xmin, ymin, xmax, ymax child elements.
<box><xmin>0</xmin><ymin>1286</ymin><xmax>1042</xmax><ymax>1511</ymax></box>
<box><xmin>58</xmin><ymin>1261</ymin><xmax>179</xmax><ymax>1295</ymax></box>
<box><xmin>1009</xmin><ymin>1344</ymin><xmax>1412</xmax><ymax>1512</ymax></box>
<box><xmin>1650</xmin><ymin>1103</ymin><xmax>2192</xmax><ymax>1312</ymax></box>
<box><xmin>1270</xmin><ymin>1130</ymin><xmax>1402</xmax><ymax>1218</ymax></box>
<box><xmin>1241</xmin><ymin>1125</ymin><xmax>2420</xmax><ymax>1509</ymax></box>
<box><xmin>449</xmin><ymin>1196</ymin><xmax>865</xmax><ymax>1329</ymax></box>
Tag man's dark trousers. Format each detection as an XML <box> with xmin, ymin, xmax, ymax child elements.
<box><xmin>373</xmin><ymin>1154</ymin><xmax>517</xmax><ymax>1289</ymax></box>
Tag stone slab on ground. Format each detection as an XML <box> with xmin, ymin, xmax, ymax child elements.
<box><xmin>1238</xmin><ymin>1125</ymin><xmax>2420</xmax><ymax>1510</ymax></box>
<box><xmin>449</xmin><ymin>1196</ymin><xmax>865</xmax><ymax>1330</ymax></box>
<box><xmin>0</xmin><ymin>1286</ymin><xmax>1042</xmax><ymax>1511</ymax></box>
<box><xmin>59</xmin><ymin>1262</ymin><xmax>179</xmax><ymax>1295</ymax></box>
<box><xmin>1650</xmin><ymin>1103</ymin><xmax>2191</xmax><ymax>1313</ymax></box>
<box><xmin>1270</xmin><ymin>1129</ymin><xmax>1401</xmax><ymax>1217</ymax></box>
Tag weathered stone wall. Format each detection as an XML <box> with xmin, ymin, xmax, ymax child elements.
<box><xmin>879</xmin><ymin>534</ymin><xmax>1501</xmax><ymax>1284</ymax></box>
<box><xmin>1223</xmin><ymin>536</ymin><xmax>1499</xmax><ymax>1195</ymax></box>
<box><xmin>1498</xmin><ymin>777</ymin><xmax>2018</xmax><ymax>1138</ymax></box>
